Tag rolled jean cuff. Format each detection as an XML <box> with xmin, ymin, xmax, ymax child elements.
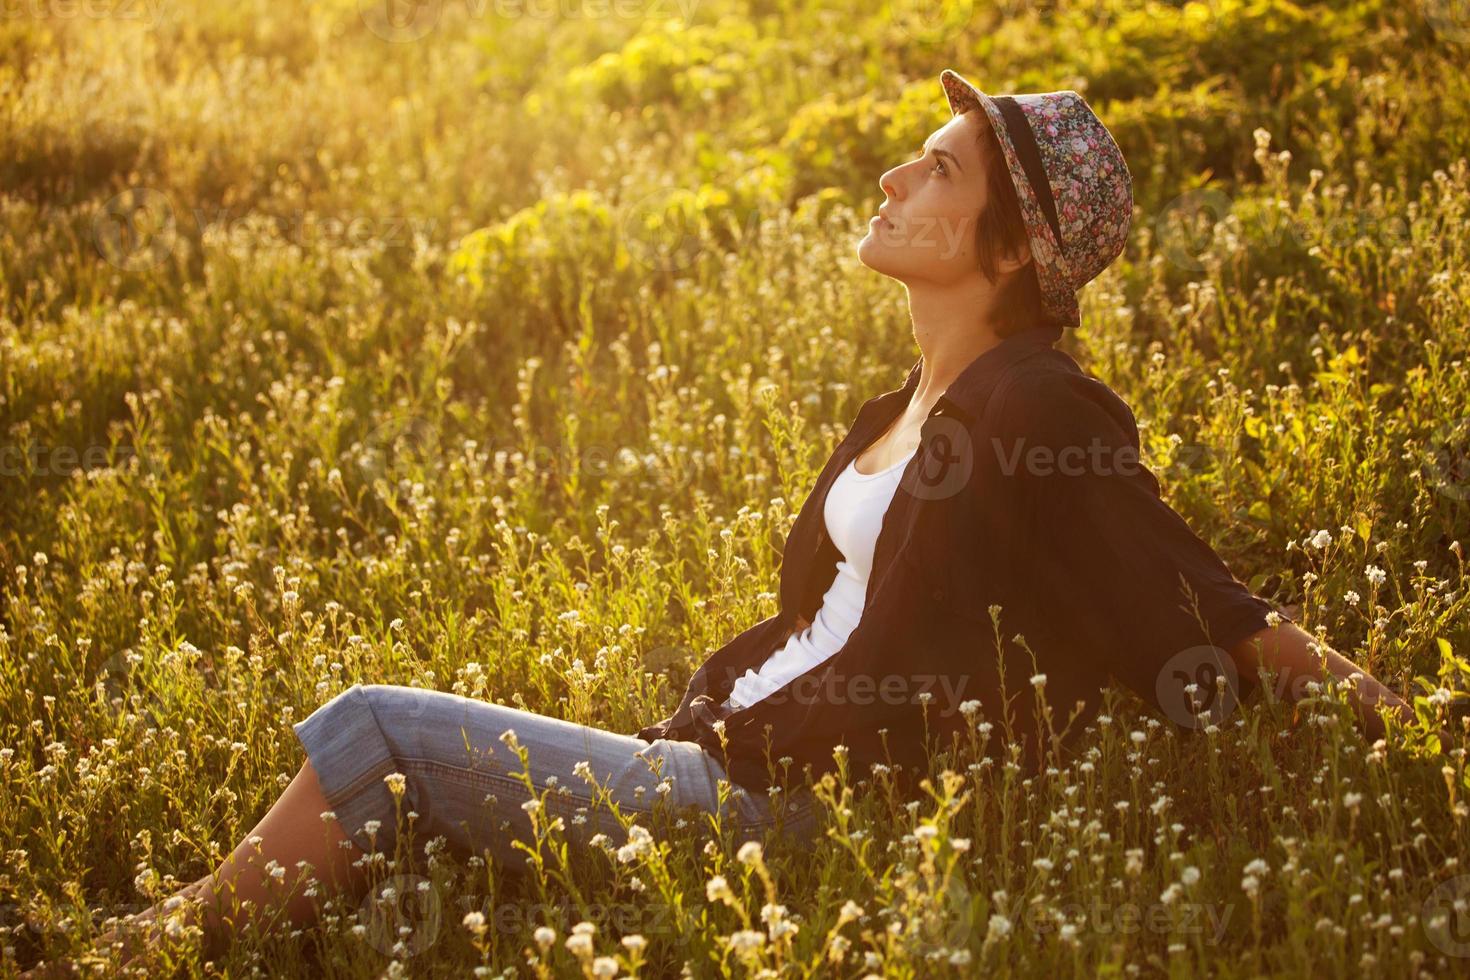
<box><xmin>291</xmin><ymin>684</ymin><xmax>403</xmax><ymax>858</ymax></box>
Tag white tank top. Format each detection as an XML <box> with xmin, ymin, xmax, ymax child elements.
<box><xmin>722</xmin><ymin>443</ymin><xmax>918</xmax><ymax>710</ymax></box>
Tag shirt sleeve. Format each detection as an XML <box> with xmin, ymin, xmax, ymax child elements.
<box><xmin>989</xmin><ymin>372</ymin><xmax>1290</xmax><ymax>725</ymax></box>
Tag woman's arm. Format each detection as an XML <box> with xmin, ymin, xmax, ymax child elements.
<box><xmin>1229</xmin><ymin>621</ymin><xmax>1414</xmax><ymax>743</ymax></box>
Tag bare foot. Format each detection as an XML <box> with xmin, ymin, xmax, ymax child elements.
<box><xmin>19</xmin><ymin>960</ymin><xmax>79</xmax><ymax>979</ymax></box>
<box><xmin>110</xmin><ymin>874</ymin><xmax>216</xmax><ymax>967</ymax></box>
<box><xmin>22</xmin><ymin>874</ymin><xmax>216</xmax><ymax>979</ymax></box>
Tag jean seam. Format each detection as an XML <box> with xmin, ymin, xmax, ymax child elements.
<box><xmin>295</xmin><ymin>685</ymin><xmax>399</xmax><ymax>813</ymax></box>
<box><xmin>396</xmin><ymin>756</ymin><xmax>820</xmax><ymax>835</ymax></box>
<box><xmin>326</xmin><ymin>756</ymin><xmax>400</xmax><ymax>808</ymax></box>
<box><xmin>398</xmin><ymin>756</ymin><xmax>658</xmax><ymax>817</ymax></box>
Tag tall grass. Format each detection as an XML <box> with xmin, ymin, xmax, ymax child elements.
<box><xmin>3</xmin><ymin>0</ymin><xmax>1470</xmax><ymax>975</ymax></box>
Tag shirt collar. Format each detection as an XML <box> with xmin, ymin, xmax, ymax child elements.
<box><xmin>899</xmin><ymin>322</ymin><xmax>1063</xmax><ymax>423</ymax></box>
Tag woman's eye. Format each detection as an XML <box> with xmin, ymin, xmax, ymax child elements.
<box><xmin>914</xmin><ymin>149</ymin><xmax>945</xmax><ymax>176</ymax></box>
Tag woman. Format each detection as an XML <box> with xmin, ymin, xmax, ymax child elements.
<box><xmin>24</xmin><ymin>68</ymin><xmax>1417</xmax><ymax>977</ymax></box>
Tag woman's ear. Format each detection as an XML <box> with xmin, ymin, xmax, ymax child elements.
<box><xmin>996</xmin><ymin>235</ymin><xmax>1033</xmax><ymax>277</ymax></box>
<box><xmin>1015</xmin><ymin>236</ymin><xmax>1034</xmax><ymax>269</ymax></box>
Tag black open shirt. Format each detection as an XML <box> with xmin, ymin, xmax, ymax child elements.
<box><xmin>636</xmin><ymin>323</ymin><xmax>1290</xmax><ymax>795</ymax></box>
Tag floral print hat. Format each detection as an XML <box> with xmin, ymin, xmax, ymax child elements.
<box><xmin>940</xmin><ymin>68</ymin><xmax>1134</xmax><ymax>329</ymax></box>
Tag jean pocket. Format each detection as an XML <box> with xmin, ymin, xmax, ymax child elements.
<box><xmin>733</xmin><ymin>784</ymin><xmax>821</xmax><ymax>831</ymax></box>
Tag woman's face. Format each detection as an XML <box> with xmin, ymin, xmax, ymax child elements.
<box><xmin>857</xmin><ymin>111</ymin><xmax>994</xmax><ymax>285</ymax></box>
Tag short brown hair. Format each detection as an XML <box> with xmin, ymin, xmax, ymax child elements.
<box><xmin>965</xmin><ymin>107</ymin><xmax>1054</xmax><ymax>338</ymax></box>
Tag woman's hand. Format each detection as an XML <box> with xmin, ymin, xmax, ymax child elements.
<box><xmin>1234</xmin><ymin>622</ymin><xmax>1410</xmax><ymax>737</ymax></box>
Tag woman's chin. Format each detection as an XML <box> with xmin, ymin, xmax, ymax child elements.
<box><xmin>855</xmin><ymin>237</ymin><xmax>903</xmax><ymax>278</ymax></box>
<box><xmin>855</xmin><ymin>233</ymin><xmax>885</xmax><ymax>270</ymax></box>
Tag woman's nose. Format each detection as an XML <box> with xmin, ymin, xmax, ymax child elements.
<box><xmin>879</xmin><ymin>166</ymin><xmax>903</xmax><ymax>202</ymax></box>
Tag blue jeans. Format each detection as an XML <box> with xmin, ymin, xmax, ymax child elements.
<box><xmin>291</xmin><ymin>684</ymin><xmax>821</xmax><ymax>875</ymax></box>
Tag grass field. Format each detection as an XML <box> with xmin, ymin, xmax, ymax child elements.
<box><xmin>4</xmin><ymin>0</ymin><xmax>1470</xmax><ymax>976</ymax></box>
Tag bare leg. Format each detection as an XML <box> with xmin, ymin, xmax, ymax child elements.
<box><xmin>181</xmin><ymin>758</ymin><xmax>372</xmax><ymax>955</ymax></box>
<box><xmin>24</xmin><ymin>758</ymin><xmax>370</xmax><ymax>977</ymax></box>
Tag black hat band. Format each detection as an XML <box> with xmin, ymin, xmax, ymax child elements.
<box><xmin>992</xmin><ymin>95</ymin><xmax>1065</xmax><ymax>252</ymax></box>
